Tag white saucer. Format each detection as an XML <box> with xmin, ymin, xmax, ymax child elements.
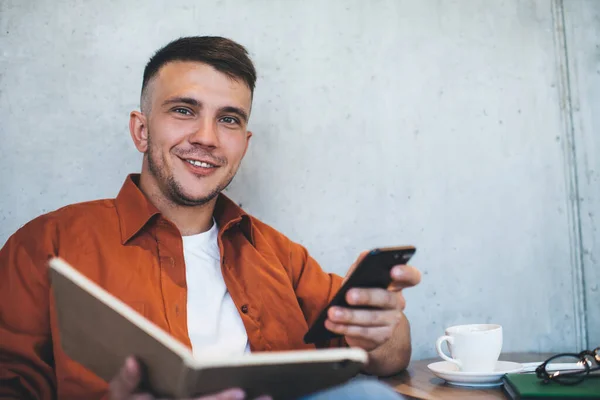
<box><xmin>427</xmin><ymin>361</ymin><xmax>524</xmax><ymax>387</ymax></box>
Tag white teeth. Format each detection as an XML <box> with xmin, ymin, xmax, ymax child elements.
<box><xmin>186</xmin><ymin>159</ymin><xmax>215</xmax><ymax>168</ymax></box>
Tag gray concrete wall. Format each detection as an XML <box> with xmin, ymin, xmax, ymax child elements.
<box><xmin>0</xmin><ymin>0</ymin><xmax>596</xmax><ymax>359</ymax></box>
<box><xmin>563</xmin><ymin>0</ymin><xmax>600</xmax><ymax>348</ymax></box>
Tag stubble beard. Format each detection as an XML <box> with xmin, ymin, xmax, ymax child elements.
<box><xmin>146</xmin><ymin>129</ymin><xmax>236</xmax><ymax>207</ymax></box>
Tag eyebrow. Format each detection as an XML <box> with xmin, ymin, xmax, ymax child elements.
<box><xmin>162</xmin><ymin>96</ymin><xmax>200</xmax><ymax>108</ymax></box>
<box><xmin>220</xmin><ymin>106</ymin><xmax>249</xmax><ymax>123</ymax></box>
<box><xmin>162</xmin><ymin>97</ymin><xmax>249</xmax><ymax>123</ymax></box>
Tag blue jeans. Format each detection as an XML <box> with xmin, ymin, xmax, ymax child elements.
<box><xmin>299</xmin><ymin>377</ymin><xmax>405</xmax><ymax>399</ymax></box>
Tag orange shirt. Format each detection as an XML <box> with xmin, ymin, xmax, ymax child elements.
<box><xmin>0</xmin><ymin>174</ymin><xmax>345</xmax><ymax>400</ymax></box>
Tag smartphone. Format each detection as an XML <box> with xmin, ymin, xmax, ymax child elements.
<box><xmin>303</xmin><ymin>245</ymin><xmax>416</xmax><ymax>344</ymax></box>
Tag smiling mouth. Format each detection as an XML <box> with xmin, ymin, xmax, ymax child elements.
<box><xmin>184</xmin><ymin>159</ymin><xmax>218</xmax><ymax>168</ymax></box>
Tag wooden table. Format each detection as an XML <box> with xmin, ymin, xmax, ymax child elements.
<box><xmin>381</xmin><ymin>353</ymin><xmax>554</xmax><ymax>399</ymax></box>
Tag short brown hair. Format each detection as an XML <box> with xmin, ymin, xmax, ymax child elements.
<box><xmin>140</xmin><ymin>36</ymin><xmax>257</xmax><ymax>110</ymax></box>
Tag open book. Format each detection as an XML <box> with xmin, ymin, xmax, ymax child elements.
<box><xmin>48</xmin><ymin>257</ymin><xmax>368</xmax><ymax>399</ymax></box>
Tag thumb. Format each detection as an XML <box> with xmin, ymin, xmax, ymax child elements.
<box><xmin>109</xmin><ymin>356</ymin><xmax>142</xmax><ymax>399</ymax></box>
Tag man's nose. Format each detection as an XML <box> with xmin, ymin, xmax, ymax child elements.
<box><xmin>188</xmin><ymin>117</ymin><xmax>219</xmax><ymax>148</ymax></box>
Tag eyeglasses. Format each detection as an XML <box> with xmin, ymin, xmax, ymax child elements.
<box><xmin>535</xmin><ymin>347</ymin><xmax>600</xmax><ymax>385</ymax></box>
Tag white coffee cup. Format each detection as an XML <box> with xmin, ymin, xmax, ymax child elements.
<box><xmin>435</xmin><ymin>324</ymin><xmax>503</xmax><ymax>372</ymax></box>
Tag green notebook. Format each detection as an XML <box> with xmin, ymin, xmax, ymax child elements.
<box><xmin>503</xmin><ymin>373</ymin><xmax>600</xmax><ymax>399</ymax></box>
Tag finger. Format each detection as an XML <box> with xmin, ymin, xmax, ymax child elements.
<box><xmin>109</xmin><ymin>356</ymin><xmax>142</xmax><ymax>399</ymax></box>
<box><xmin>346</xmin><ymin>288</ymin><xmax>397</xmax><ymax>308</ymax></box>
<box><xmin>327</xmin><ymin>307</ymin><xmax>401</xmax><ymax>327</ymax></box>
<box><xmin>131</xmin><ymin>395</ymin><xmax>154</xmax><ymax>400</ymax></box>
<box><xmin>325</xmin><ymin>320</ymin><xmax>393</xmax><ymax>345</ymax></box>
<box><xmin>342</xmin><ymin>336</ymin><xmax>379</xmax><ymax>352</ymax></box>
<box><xmin>193</xmin><ymin>388</ymin><xmax>245</xmax><ymax>399</ymax></box>
<box><xmin>253</xmin><ymin>396</ymin><xmax>273</xmax><ymax>400</ymax></box>
<box><xmin>389</xmin><ymin>265</ymin><xmax>421</xmax><ymax>289</ymax></box>
<box><xmin>395</xmin><ymin>292</ymin><xmax>406</xmax><ymax>310</ymax></box>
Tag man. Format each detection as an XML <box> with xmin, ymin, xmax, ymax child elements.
<box><xmin>0</xmin><ymin>36</ymin><xmax>420</xmax><ymax>400</ymax></box>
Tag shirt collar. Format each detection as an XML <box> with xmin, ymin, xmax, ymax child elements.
<box><xmin>213</xmin><ymin>190</ymin><xmax>255</xmax><ymax>245</ymax></box>
<box><xmin>115</xmin><ymin>174</ymin><xmax>254</xmax><ymax>245</ymax></box>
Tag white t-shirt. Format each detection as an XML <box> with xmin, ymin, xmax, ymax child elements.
<box><xmin>182</xmin><ymin>219</ymin><xmax>250</xmax><ymax>359</ymax></box>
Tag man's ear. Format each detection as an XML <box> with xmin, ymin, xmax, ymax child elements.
<box><xmin>242</xmin><ymin>130</ymin><xmax>253</xmax><ymax>158</ymax></box>
<box><xmin>129</xmin><ymin>111</ymin><xmax>148</xmax><ymax>153</ymax></box>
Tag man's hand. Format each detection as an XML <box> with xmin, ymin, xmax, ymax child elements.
<box><xmin>109</xmin><ymin>357</ymin><xmax>271</xmax><ymax>400</ymax></box>
<box><xmin>324</xmin><ymin>251</ymin><xmax>421</xmax><ymax>352</ymax></box>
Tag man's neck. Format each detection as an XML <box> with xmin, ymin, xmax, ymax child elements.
<box><xmin>139</xmin><ymin>173</ymin><xmax>216</xmax><ymax>236</ymax></box>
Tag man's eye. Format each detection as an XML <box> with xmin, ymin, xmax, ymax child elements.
<box><xmin>173</xmin><ymin>108</ymin><xmax>192</xmax><ymax>116</ymax></box>
<box><xmin>220</xmin><ymin>116</ymin><xmax>239</xmax><ymax>124</ymax></box>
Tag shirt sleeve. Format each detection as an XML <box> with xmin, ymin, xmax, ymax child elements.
<box><xmin>0</xmin><ymin>219</ymin><xmax>57</xmax><ymax>399</ymax></box>
<box><xmin>288</xmin><ymin>241</ymin><xmax>348</xmax><ymax>349</ymax></box>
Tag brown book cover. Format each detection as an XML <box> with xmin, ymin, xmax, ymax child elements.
<box><xmin>48</xmin><ymin>257</ymin><xmax>368</xmax><ymax>399</ymax></box>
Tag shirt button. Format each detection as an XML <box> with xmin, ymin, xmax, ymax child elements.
<box><xmin>241</xmin><ymin>304</ymin><xmax>249</xmax><ymax>314</ymax></box>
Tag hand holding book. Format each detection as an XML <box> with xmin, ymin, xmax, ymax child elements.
<box><xmin>108</xmin><ymin>356</ymin><xmax>267</xmax><ymax>400</ymax></box>
<box><xmin>48</xmin><ymin>257</ymin><xmax>367</xmax><ymax>399</ymax></box>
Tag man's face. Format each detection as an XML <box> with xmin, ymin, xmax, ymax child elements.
<box><xmin>138</xmin><ymin>61</ymin><xmax>252</xmax><ymax>206</ymax></box>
